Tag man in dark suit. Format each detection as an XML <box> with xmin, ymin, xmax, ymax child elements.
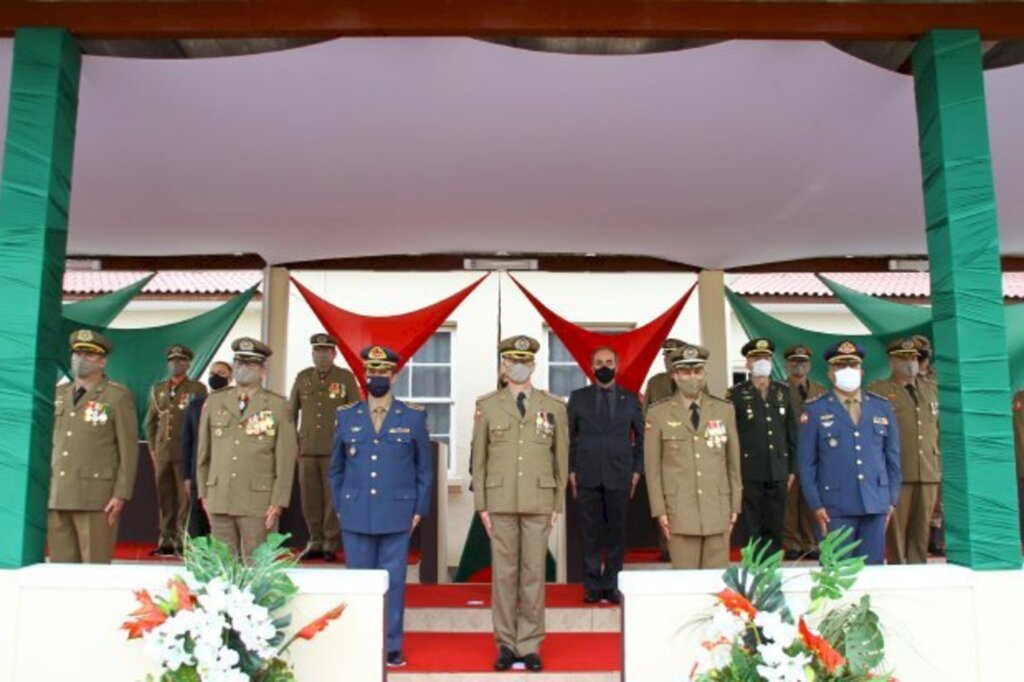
<box><xmin>567</xmin><ymin>347</ymin><xmax>644</xmax><ymax>604</ymax></box>
<box><xmin>181</xmin><ymin>361</ymin><xmax>232</xmax><ymax>539</ymax></box>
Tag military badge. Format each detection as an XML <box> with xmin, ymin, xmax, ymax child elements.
<box><xmin>240</xmin><ymin>339</ymin><xmax>254</xmax><ymax>352</ymax></box>
<box><xmin>819</xmin><ymin>413</ymin><xmax>834</xmax><ymax>429</ymax></box>
<box><xmin>683</xmin><ymin>346</ymin><xmax>699</xmax><ymax>359</ymax></box>
<box><xmin>838</xmin><ymin>341</ymin><xmax>856</xmax><ymax>355</ymax></box>
<box><xmin>348</xmin><ymin>443</ymin><xmax>358</xmax><ymax>456</ymax></box>
<box><xmin>389</xmin><ymin>426</ymin><xmax>411</xmax><ymax>434</ymax></box>
<box><xmin>828</xmin><ymin>437</ymin><xmax>838</xmax><ymax>448</ymax></box>
<box><xmin>80</xmin><ymin>330</ymin><xmax>94</xmax><ymax>342</ymax></box>
<box><xmin>930</xmin><ymin>401</ymin><xmax>939</xmax><ymax>417</ymax></box>
<box><xmin>350</xmin><ymin>425</ymin><xmax>362</xmax><ymax>432</ymax></box>
<box><xmin>756</xmin><ymin>339</ymin><xmax>769</xmax><ymax>350</ymax></box>
<box><xmin>799</xmin><ymin>412</ymin><xmax>809</xmax><ymax>424</ymax></box>
<box><xmin>535</xmin><ymin>410</ymin><xmax>555</xmax><ymax>437</ymax></box>
<box><xmin>1014</xmin><ymin>400</ymin><xmax>1024</xmax><ymax>412</ymax></box>
<box><xmin>328</xmin><ymin>382</ymin><xmax>344</xmax><ymax>400</ymax></box>
<box><xmin>873</xmin><ymin>416</ymin><xmax>889</xmax><ymax>426</ymax></box>
<box><xmin>705</xmin><ymin>420</ymin><xmax>727</xmax><ymax>448</ymax></box>
<box><xmin>177</xmin><ymin>392</ymin><xmax>193</xmax><ymax>410</ymax></box>
<box><xmin>242</xmin><ymin>410</ymin><xmax>277</xmax><ymax>437</ymax></box>
<box><xmin>369</xmin><ymin>346</ymin><xmax>387</xmax><ymax>360</ymax></box>
<box><xmin>666</xmin><ymin>419</ymin><xmax>683</xmax><ymax>428</ymax></box>
<box><xmin>645</xmin><ymin>419</ymin><xmax>652</xmax><ymax>432</ymax></box>
<box><xmin>84</xmin><ymin>401</ymin><xmax>109</xmax><ymax>426</ymax></box>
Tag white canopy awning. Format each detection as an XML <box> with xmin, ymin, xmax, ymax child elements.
<box><xmin>0</xmin><ymin>38</ymin><xmax>1021</xmax><ymax>268</ymax></box>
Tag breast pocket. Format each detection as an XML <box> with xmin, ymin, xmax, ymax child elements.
<box><xmin>488</xmin><ymin>421</ymin><xmax>511</xmax><ymax>445</ymax></box>
<box><xmin>210</xmin><ymin>414</ymin><xmax>232</xmax><ymax>437</ymax></box>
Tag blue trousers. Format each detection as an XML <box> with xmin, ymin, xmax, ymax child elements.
<box><xmin>343</xmin><ymin>530</ymin><xmax>411</xmax><ymax>652</ymax></box>
<box><xmin>823</xmin><ymin>514</ymin><xmax>888</xmax><ymax>565</ymax></box>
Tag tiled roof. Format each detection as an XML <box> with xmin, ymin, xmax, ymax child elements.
<box><xmin>730</xmin><ymin>272</ymin><xmax>1024</xmax><ymax>299</ymax></box>
<box><xmin>63</xmin><ymin>270</ymin><xmax>262</xmax><ymax>296</ymax></box>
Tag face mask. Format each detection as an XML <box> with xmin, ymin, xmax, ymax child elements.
<box><xmin>833</xmin><ymin>367</ymin><xmax>862</xmax><ymax>393</ymax></box>
<box><xmin>899</xmin><ymin>360</ymin><xmax>919</xmax><ymax>378</ymax></box>
<box><xmin>208</xmin><ymin>374</ymin><xmax>229</xmax><ymax>391</ymax></box>
<box><xmin>233</xmin><ymin>364</ymin><xmax>262</xmax><ymax>387</ymax></box>
<box><xmin>313</xmin><ymin>354</ymin><xmax>333</xmax><ymax>371</ymax></box>
<box><xmin>71</xmin><ymin>354</ymin><xmax>100</xmax><ymax>379</ymax></box>
<box><xmin>366</xmin><ymin>375</ymin><xmax>392</xmax><ymax>398</ymax></box>
<box><xmin>506</xmin><ymin>363</ymin><xmax>533</xmax><ymax>384</ymax></box>
<box><xmin>751</xmin><ymin>359</ymin><xmax>773</xmax><ymax>378</ymax></box>
<box><xmin>676</xmin><ymin>377</ymin><xmax>705</xmax><ymax>398</ymax></box>
<box><xmin>789</xmin><ymin>362</ymin><xmax>810</xmax><ymax>378</ymax></box>
<box><xmin>594</xmin><ymin>366</ymin><xmax>616</xmax><ymax>385</ymax></box>
<box><xmin>168</xmin><ymin>361</ymin><xmax>188</xmax><ymax>378</ymax></box>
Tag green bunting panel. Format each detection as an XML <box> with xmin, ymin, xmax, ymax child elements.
<box><xmin>913</xmin><ymin>30</ymin><xmax>1020</xmax><ymax>569</ymax></box>
<box><xmin>62</xmin><ymin>273</ymin><xmax>154</xmax><ymax>326</ymax></box>
<box><xmin>0</xmin><ymin>29</ymin><xmax>81</xmax><ymax>568</ymax></box>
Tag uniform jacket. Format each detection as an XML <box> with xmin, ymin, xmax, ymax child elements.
<box><xmin>197</xmin><ymin>387</ymin><xmax>298</xmax><ymax>516</ymax></box>
<box><xmin>472</xmin><ymin>388</ymin><xmax>569</xmax><ymax>514</ymax></box>
<box><xmin>867</xmin><ymin>375</ymin><xmax>940</xmax><ymax>483</ymax></box>
<box><xmin>329</xmin><ymin>397</ymin><xmax>433</xmax><ymax>534</ymax></box>
<box><xmin>798</xmin><ymin>391</ymin><xmax>902</xmax><ymax>517</ymax></box>
<box><xmin>567</xmin><ymin>384</ymin><xmax>644</xmax><ymax>489</ymax></box>
<box><xmin>644</xmin><ymin>392</ymin><xmax>742</xmax><ymax>536</ymax></box>
<box><xmin>49</xmin><ymin>377</ymin><xmax>139</xmax><ymax>511</ymax></box>
<box><xmin>289</xmin><ymin>365</ymin><xmax>360</xmax><ymax>455</ymax></box>
<box><xmin>726</xmin><ymin>380</ymin><xmax>798</xmax><ymax>482</ymax></box>
<box><xmin>145</xmin><ymin>377</ymin><xmax>207</xmax><ymax>463</ymax></box>
<box><xmin>1014</xmin><ymin>390</ymin><xmax>1024</xmax><ymax>479</ymax></box>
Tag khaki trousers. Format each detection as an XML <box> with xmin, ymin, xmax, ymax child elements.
<box><xmin>490</xmin><ymin>513</ymin><xmax>551</xmax><ymax>656</ymax></box>
<box><xmin>782</xmin><ymin>475</ymin><xmax>818</xmax><ymax>553</ymax></box>
<box><xmin>154</xmin><ymin>457</ymin><xmax>188</xmax><ymax>547</ymax></box>
<box><xmin>48</xmin><ymin>510</ymin><xmax>118</xmax><ymax>564</ymax></box>
<box><xmin>668</xmin><ymin>533</ymin><xmax>729</xmax><ymax>570</ymax></box>
<box><xmin>886</xmin><ymin>482</ymin><xmax>939</xmax><ymax>564</ymax></box>
<box><xmin>298</xmin><ymin>454</ymin><xmax>340</xmax><ymax>552</ymax></box>
<box><xmin>210</xmin><ymin>514</ymin><xmax>275</xmax><ymax>558</ymax></box>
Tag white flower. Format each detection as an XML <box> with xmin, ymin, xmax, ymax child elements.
<box><xmin>706</xmin><ymin>605</ymin><xmax>747</xmax><ymax>643</ymax></box>
<box><xmin>754</xmin><ymin>610</ymin><xmax>798</xmax><ymax>649</ymax></box>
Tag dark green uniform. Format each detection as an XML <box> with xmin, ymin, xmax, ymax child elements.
<box><xmin>726</xmin><ymin>380</ymin><xmax>798</xmax><ymax>553</ymax></box>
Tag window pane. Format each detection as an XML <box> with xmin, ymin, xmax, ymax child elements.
<box><xmin>413</xmin><ymin>332</ymin><xmax>451</xmax><ymax>363</ymax></box>
<box><xmin>550</xmin><ymin>365</ymin><xmax>587</xmax><ymax>398</ymax></box>
<box><xmin>424</xmin><ymin>403</ymin><xmax>451</xmax><ymax>438</ymax></box>
<box><xmin>548</xmin><ymin>332</ymin><xmax>575</xmax><ymax>362</ymax></box>
<box><xmin>411</xmin><ymin>366</ymin><xmax>451</xmax><ymax>398</ymax></box>
<box><xmin>393</xmin><ymin>369</ymin><xmax>412</xmax><ymax>397</ymax></box>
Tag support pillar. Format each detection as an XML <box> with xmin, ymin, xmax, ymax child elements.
<box><xmin>261</xmin><ymin>266</ymin><xmax>290</xmax><ymax>394</ymax></box>
<box><xmin>0</xmin><ymin>29</ymin><xmax>82</xmax><ymax>568</ymax></box>
<box><xmin>698</xmin><ymin>270</ymin><xmax>729</xmax><ymax>396</ymax></box>
<box><xmin>912</xmin><ymin>30</ymin><xmax>1021</xmax><ymax>569</ymax></box>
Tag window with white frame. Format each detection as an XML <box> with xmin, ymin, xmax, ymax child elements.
<box><xmin>393</xmin><ymin>330</ymin><xmax>455</xmax><ymax>472</ymax></box>
<box><xmin>546</xmin><ymin>326</ymin><xmax>632</xmax><ymax>399</ymax></box>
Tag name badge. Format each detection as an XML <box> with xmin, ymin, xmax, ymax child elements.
<box><xmin>873</xmin><ymin>416</ymin><xmax>889</xmax><ymax>426</ymax></box>
<box><xmin>389</xmin><ymin>426</ymin><xmax>411</xmax><ymax>434</ymax></box>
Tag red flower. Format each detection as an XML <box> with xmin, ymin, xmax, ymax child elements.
<box><xmin>295</xmin><ymin>603</ymin><xmax>347</xmax><ymax>641</ymax></box>
<box><xmin>121</xmin><ymin>590</ymin><xmax>167</xmax><ymax>639</ymax></box>
<box><xmin>715</xmin><ymin>589</ymin><xmax>757</xmax><ymax>620</ymax></box>
<box><xmin>168</xmin><ymin>578</ymin><xmax>195</xmax><ymax>612</ymax></box>
<box><xmin>799</xmin><ymin>618</ymin><xmax>846</xmax><ymax>673</ymax></box>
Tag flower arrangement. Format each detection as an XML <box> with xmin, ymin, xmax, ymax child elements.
<box><xmin>122</xmin><ymin>534</ymin><xmax>344</xmax><ymax>681</ymax></box>
<box><xmin>690</xmin><ymin>528</ymin><xmax>895</xmax><ymax>682</ymax></box>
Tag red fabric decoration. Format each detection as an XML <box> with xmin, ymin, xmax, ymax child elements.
<box><xmin>292</xmin><ymin>275</ymin><xmax>489</xmax><ymax>388</ymax></box>
<box><xmin>509</xmin><ymin>275</ymin><xmax>695</xmax><ymax>394</ymax></box>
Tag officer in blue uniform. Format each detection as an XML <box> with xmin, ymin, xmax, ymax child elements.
<box><xmin>329</xmin><ymin>345</ymin><xmax>433</xmax><ymax>668</ymax></box>
<box><xmin>798</xmin><ymin>340</ymin><xmax>901</xmax><ymax>565</ymax></box>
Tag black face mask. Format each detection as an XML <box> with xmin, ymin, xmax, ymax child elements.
<box><xmin>208</xmin><ymin>374</ymin><xmax>229</xmax><ymax>391</ymax></box>
<box><xmin>366</xmin><ymin>375</ymin><xmax>392</xmax><ymax>398</ymax></box>
<box><xmin>594</xmin><ymin>366</ymin><xmax>616</xmax><ymax>385</ymax></box>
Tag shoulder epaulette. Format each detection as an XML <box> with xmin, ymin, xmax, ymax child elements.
<box><xmin>338</xmin><ymin>402</ymin><xmax>358</xmax><ymax>411</ymax></box>
<box><xmin>265</xmin><ymin>389</ymin><xmax>287</xmax><ymax>401</ymax></box>
<box><xmin>476</xmin><ymin>389</ymin><xmax>499</xmax><ymax>403</ymax></box>
<box><xmin>804</xmin><ymin>393</ymin><xmax>828</xmax><ymax>405</ymax></box>
<box><xmin>706</xmin><ymin>394</ymin><xmax>731</xmax><ymax>405</ymax></box>
<box><xmin>405</xmin><ymin>401</ymin><xmax>426</xmax><ymax>411</ymax></box>
<box><xmin>866</xmin><ymin>391</ymin><xmax>889</xmax><ymax>402</ymax></box>
<box><xmin>536</xmin><ymin>389</ymin><xmax>566</xmax><ymax>403</ymax></box>
<box><xmin>647</xmin><ymin>396</ymin><xmax>673</xmax><ymax>410</ymax></box>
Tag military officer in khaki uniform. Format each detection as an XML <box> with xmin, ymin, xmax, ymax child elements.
<box><xmin>782</xmin><ymin>343</ymin><xmax>827</xmax><ymax>559</ymax></box>
<box><xmin>868</xmin><ymin>337</ymin><xmax>940</xmax><ymax>564</ymax></box>
<box><xmin>145</xmin><ymin>344</ymin><xmax>207</xmax><ymax>555</ymax></box>
<box><xmin>1013</xmin><ymin>389</ymin><xmax>1024</xmax><ymax>544</ymax></box>
<box><xmin>472</xmin><ymin>335</ymin><xmax>568</xmax><ymax>673</ymax></box>
<box><xmin>645</xmin><ymin>343</ymin><xmax>742</xmax><ymax>569</ymax></box>
<box><xmin>197</xmin><ymin>337</ymin><xmax>297</xmax><ymax>558</ymax></box>
<box><xmin>49</xmin><ymin>330</ymin><xmax>139</xmax><ymax>564</ymax></box>
<box><xmin>289</xmin><ymin>333</ymin><xmax>360</xmax><ymax>560</ymax></box>
<box><xmin>643</xmin><ymin>338</ymin><xmax>685</xmax><ymax>413</ymax></box>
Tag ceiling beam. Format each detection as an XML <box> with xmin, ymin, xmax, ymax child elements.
<box><xmin>6</xmin><ymin>1</ymin><xmax>1024</xmax><ymax>41</ymax></box>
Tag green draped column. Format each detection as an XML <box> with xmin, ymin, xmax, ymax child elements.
<box><xmin>0</xmin><ymin>28</ymin><xmax>81</xmax><ymax>568</ymax></box>
<box><xmin>912</xmin><ymin>30</ymin><xmax>1021</xmax><ymax>569</ymax></box>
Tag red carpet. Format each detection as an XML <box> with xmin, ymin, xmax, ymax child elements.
<box><xmin>399</xmin><ymin>632</ymin><xmax>621</xmax><ymax>673</ymax></box>
<box><xmin>110</xmin><ymin>543</ymin><xmax>421</xmax><ymax>565</ymax></box>
<box><xmin>406</xmin><ymin>583</ymin><xmax>616</xmax><ymax>609</ymax></box>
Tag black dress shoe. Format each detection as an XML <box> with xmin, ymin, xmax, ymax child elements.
<box><xmin>386</xmin><ymin>650</ymin><xmax>406</xmax><ymax>667</ymax></box>
<box><xmin>584</xmin><ymin>590</ymin><xmax>602</xmax><ymax>604</ymax></box>
<box><xmin>604</xmin><ymin>589</ymin><xmax>622</xmax><ymax>604</ymax></box>
<box><xmin>523</xmin><ymin>653</ymin><xmax>543</xmax><ymax>672</ymax></box>
<box><xmin>805</xmin><ymin>549</ymin><xmax>820</xmax><ymax>561</ymax></box>
<box><xmin>784</xmin><ymin>549</ymin><xmax>801</xmax><ymax>561</ymax></box>
<box><xmin>149</xmin><ymin>545</ymin><xmax>176</xmax><ymax>557</ymax></box>
<box><xmin>303</xmin><ymin>549</ymin><xmax>324</xmax><ymax>561</ymax></box>
<box><xmin>494</xmin><ymin>646</ymin><xmax>517</xmax><ymax>671</ymax></box>
<box><xmin>322</xmin><ymin>550</ymin><xmax>338</xmax><ymax>562</ymax></box>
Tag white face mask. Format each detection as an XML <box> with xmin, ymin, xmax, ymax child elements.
<box><xmin>833</xmin><ymin>367</ymin><xmax>862</xmax><ymax>393</ymax></box>
<box><xmin>751</xmin><ymin>359</ymin><xmax>773</xmax><ymax>378</ymax></box>
<box><xmin>505</xmin><ymin>362</ymin><xmax>533</xmax><ymax>384</ymax></box>
<box><xmin>899</xmin><ymin>360</ymin><xmax>920</xmax><ymax>378</ymax></box>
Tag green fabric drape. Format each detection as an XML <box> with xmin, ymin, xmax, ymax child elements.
<box><xmin>0</xmin><ymin>29</ymin><xmax>81</xmax><ymax>568</ymax></box>
<box><xmin>913</xmin><ymin>30</ymin><xmax>1020</xmax><ymax>569</ymax></box>
<box><xmin>66</xmin><ymin>286</ymin><xmax>258</xmax><ymax>429</ymax></box>
<box><xmin>819</xmin><ymin>274</ymin><xmax>1024</xmax><ymax>392</ymax></box>
<box><xmin>724</xmin><ymin>287</ymin><xmax>929</xmax><ymax>387</ymax></box>
<box><xmin>62</xmin><ymin>273</ymin><xmax>154</xmax><ymax>326</ymax></box>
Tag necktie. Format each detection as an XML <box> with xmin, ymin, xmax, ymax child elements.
<box><xmin>239</xmin><ymin>393</ymin><xmax>249</xmax><ymax>413</ymax></box>
<box><xmin>690</xmin><ymin>402</ymin><xmax>700</xmax><ymax>429</ymax></box>
<box><xmin>73</xmin><ymin>386</ymin><xmax>86</xmax><ymax>406</ymax></box>
<box><xmin>799</xmin><ymin>383</ymin><xmax>808</xmax><ymax>401</ymax></box>
<box><xmin>599</xmin><ymin>388</ymin><xmax>611</xmax><ymax>422</ymax></box>
<box><xmin>517</xmin><ymin>392</ymin><xmax>527</xmax><ymax>418</ymax></box>
<box><xmin>372</xmin><ymin>406</ymin><xmax>386</xmax><ymax>432</ymax></box>
<box><xmin>906</xmin><ymin>383</ymin><xmax>918</xmax><ymax>406</ymax></box>
<box><xmin>845</xmin><ymin>398</ymin><xmax>861</xmax><ymax>425</ymax></box>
